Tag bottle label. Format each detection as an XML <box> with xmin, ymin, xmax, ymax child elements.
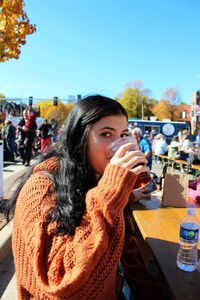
<box><xmin>180</xmin><ymin>225</ymin><xmax>199</xmax><ymax>242</ymax></box>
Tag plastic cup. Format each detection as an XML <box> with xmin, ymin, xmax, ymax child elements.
<box><xmin>106</xmin><ymin>137</ymin><xmax>138</xmax><ymax>159</ymax></box>
<box><xmin>106</xmin><ymin>137</ymin><xmax>152</xmax><ymax>190</ymax></box>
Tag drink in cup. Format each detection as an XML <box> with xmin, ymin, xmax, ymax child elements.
<box><xmin>106</xmin><ymin>137</ymin><xmax>153</xmax><ymax>190</ymax></box>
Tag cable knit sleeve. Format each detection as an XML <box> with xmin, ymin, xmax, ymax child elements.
<box><xmin>13</xmin><ymin>163</ymin><xmax>137</xmax><ymax>299</ymax></box>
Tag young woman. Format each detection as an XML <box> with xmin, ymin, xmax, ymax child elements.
<box><xmin>1</xmin><ymin>95</ymin><xmax>165</xmax><ymax>299</ymax></box>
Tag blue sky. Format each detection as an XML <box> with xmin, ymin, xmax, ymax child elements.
<box><xmin>1</xmin><ymin>0</ymin><xmax>200</xmax><ymax>104</ymax></box>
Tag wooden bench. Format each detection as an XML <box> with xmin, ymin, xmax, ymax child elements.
<box><xmin>170</xmin><ymin>157</ymin><xmax>189</xmax><ymax>166</ymax></box>
<box><xmin>171</xmin><ymin>158</ymin><xmax>189</xmax><ymax>165</ymax></box>
<box><xmin>157</xmin><ymin>155</ymin><xmax>200</xmax><ymax>178</ymax></box>
<box><xmin>157</xmin><ymin>154</ymin><xmax>168</xmax><ymax>165</ymax></box>
<box><xmin>158</xmin><ymin>155</ymin><xmax>192</xmax><ymax>173</ymax></box>
<box><xmin>192</xmin><ymin>164</ymin><xmax>200</xmax><ymax>171</ymax></box>
<box><xmin>158</xmin><ymin>155</ymin><xmax>185</xmax><ymax>167</ymax></box>
<box><xmin>191</xmin><ymin>164</ymin><xmax>200</xmax><ymax>178</ymax></box>
<box><xmin>169</xmin><ymin>157</ymin><xmax>193</xmax><ymax>173</ymax></box>
<box><xmin>157</xmin><ymin>153</ymin><xmax>200</xmax><ymax>177</ymax></box>
<box><xmin>168</xmin><ymin>158</ymin><xmax>200</xmax><ymax>177</ymax></box>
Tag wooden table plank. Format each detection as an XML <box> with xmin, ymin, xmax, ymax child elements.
<box><xmin>133</xmin><ymin>207</ymin><xmax>200</xmax><ymax>245</ymax></box>
<box><xmin>191</xmin><ymin>164</ymin><xmax>200</xmax><ymax>171</ymax></box>
<box><xmin>133</xmin><ymin>201</ymin><xmax>200</xmax><ymax>300</ymax></box>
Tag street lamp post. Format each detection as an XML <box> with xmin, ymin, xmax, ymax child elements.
<box><xmin>141</xmin><ymin>102</ymin><xmax>144</xmax><ymax>120</ymax></box>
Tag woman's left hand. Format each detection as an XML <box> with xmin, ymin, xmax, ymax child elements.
<box><xmin>128</xmin><ymin>189</ymin><xmax>151</xmax><ymax>207</ymax></box>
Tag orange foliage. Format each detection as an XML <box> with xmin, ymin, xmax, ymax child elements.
<box><xmin>152</xmin><ymin>99</ymin><xmax>172</xmax><ymax>120</ymax></box>
<box><xmin>45</xmin><ymin>103</ymin><xmax>73</xmax><ymax>126</ymax></box>
<box><xmin>37</xmin><ymin>100</ymin><xmax>53</xmax><ymax>119</ymax></box>
<box><xmin>0</xmin><ymin>0</ymin><xmax>36</xmax><ymax>62</ymax></box>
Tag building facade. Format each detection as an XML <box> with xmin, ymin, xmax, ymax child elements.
<box><xmin>191</xmin><ymin>90</ymin><xmax>200</xmax><ymax>134</ymax></box>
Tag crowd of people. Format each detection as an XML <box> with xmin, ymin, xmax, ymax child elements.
<box><xmin>2</xmin><ymin>106</ymin><xmax>200</xmax><ymax>170</ymax></box>
<box><xmin>136</xmin><ymin>128</ymin><xmax>200</xmax><ymax>167</ymax></box>
<box><xmin>1</xmin><ymin>108</ymin><xmax>59</xmax><ymax>166</ymax></box>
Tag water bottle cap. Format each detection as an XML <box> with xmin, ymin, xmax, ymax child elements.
<box><xmin>187</xmin><ymin>208</ymin><xmax>196</xmax><ymax>215</ymax></box>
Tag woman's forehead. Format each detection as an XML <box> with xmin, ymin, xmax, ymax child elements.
<box><xmin>92</xmin><ymin>115</ymin><xmax>127</xmax><ymax>128</ymax></box>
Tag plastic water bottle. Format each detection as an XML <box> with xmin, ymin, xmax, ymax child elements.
<box><xmin>177</xmin><ymin>208</ymin><xmax>199</xmax><ymax>272</ymax></box>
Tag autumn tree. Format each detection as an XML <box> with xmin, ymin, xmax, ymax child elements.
<box><xmin>0</xmin><ymin>93</ymin><xmax>6</xmax><ymax>101</ymax></box>
<box><xmin>152</xmin><ymin>99</ymin><xmax>172</xmax><ymax>120</ymax></box>
<box><xmin>118</xmin><ymin>80</ymin><xmax>156</xmax><ymax>119</ymax></box>
<box><xmin>45</xmin><ymin>103</ymin><xmax>73</xmax><ymax>126</ymax></box>
<box><xmin>37</xmin><ymin>100</ymin><xmax>53</xmax><ymax>119</ymax></box>
<box><xmin>162</xmin><ymin>87</ymin><xmax>181</xmax><ymax>121</ymax></box>
<box><xmin>64</xmin><ymin>103</ymin><xmax>73</xmax><ymax>116</ymax></box>
<box><xmin>0</xmin><ymin>0</ymin><xmax>36</xmax><ymax>62</ymax></box>
<box><xmin>0</xmin><ymin>93</ymin><xmax>6</xmax><ymax>114</ymax></box>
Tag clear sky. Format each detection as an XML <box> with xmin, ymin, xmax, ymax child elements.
<box><xmin>1</xmin><ymin>0</ymin><xmax>200</xmax><ymax>104</ymax></box>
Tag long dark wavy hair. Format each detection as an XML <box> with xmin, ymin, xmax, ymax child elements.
<box><xmin>0</xmin><ymin>95</ymin><xmax>128</xmax><ymax>235</ymax></box>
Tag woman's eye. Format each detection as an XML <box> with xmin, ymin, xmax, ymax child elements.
<box><xmin>101</xmin><ymin>132</ymin><xmax>111</xmax><ymax>137</ymax></box>
<box><xmin>121</xmin><ymin>132</ymin><xmax>130</xmax><ymax>138</ymax></box>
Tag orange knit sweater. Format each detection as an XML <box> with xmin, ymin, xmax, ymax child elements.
<box><xmin>12</xmin><ymin>157</ymin><xmax>137</xmax><ymax>299</ymax></box>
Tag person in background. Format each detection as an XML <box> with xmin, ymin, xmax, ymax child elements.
<box><xmin>181</xmin><ymin>134</ymin><xmax>193</xmax><ymax>151</ymax></box>
<box><xmin>17</xmin><ymin>109</ymin><xmax>37</xmax><ymax>166</ymax></box>
<box><xmin>151</xmin><ymin>135</ymin><xmax>159</xmax><ymax>154</ymax></box>
<box><xmin>2</xmin><ymin>120</ymin><xmax>16</xmax><ymax>162</ymax></box>
<box><xmin>167</xmin><ymin>135</ymin><xmax>185</xmax><ymax>172</ymax></box>
<box><xmin>179</xmin><ymin>134</ymin><xmax>193</xmax><ymax>164</ymax></box>
<box><xmin>1</xmin><ymin>122</ymin><xmax>10</xmax><ymax>161</ymax></box>
<box><xmin>132</xmin><ymin>127</ymin><xmax>153</xmax><ymax>170</ymax></box>
<box><xmin>0</xmin><ymin>95</ymin><xmax>165</xmax><ymax>300</ymax></box>
<box><xmin>167</xmin><ymin>135</ymin><xmax>182</xmax><ymax>159</ymax></box>
<box><xmin>23</xmin><ymin>107</ymin><xmax>37</xmax><ymax>132</ymax></box>
<box><xmin>38</xmin><ymin>119</ymin><xmax>52</xmax><ymax>153</ymax></box>
<box><xmin>177</xmin><ymin>128</ymin><xmax>183</xmax><ymax>144</ymax></box>
<box><xmin>149</xmin><ymin>130</ymin><xmax>157</xmax><ymax>145</ymax></box>
<box><xmin>149</xmin><ymin>131</ymin><xmax>159</xmax><ymax>161</ymax></box>
<box><xmin>17</xmin><ymin>107</ymin><xmax>37</xmax><ymax>145</ymax></box>
<box><xmin>182</xmin><ymin>128</ymin><xmax>190</xmax><ymax>136</ymax></box>
<box><xmin>154</xmin><ymin>134</ymin><xmax>168</xmax><ymax>163</ymax></box>
<box><xmin>194</xmin><ymin>130</ymin><xmax>200</xmax><ymax>147</ymax></box>
<box><xmin>50</xmin><ymin>118</ymin><xmax>58</xmax><ymax>142</ymax></box>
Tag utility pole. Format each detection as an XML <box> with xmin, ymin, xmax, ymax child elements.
<box><xmin>141</xmin><ymin>102</ymin><xmax>144</xmax><ymax>120</ymax></box>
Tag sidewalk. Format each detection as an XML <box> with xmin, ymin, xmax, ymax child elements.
<box><xmin>1</xmin><ymin>160</ymin><xmax>29</xmax><ymax>260</ymax></box>
<box><xmin>4</xmin><ymin>161</ymin><xmax>28</xmax><ymax>197</ymax></box>
<box><xmin>0</xmin><ymin>158</ymin><xmax>37</xmax><ymax>299</ymax></box>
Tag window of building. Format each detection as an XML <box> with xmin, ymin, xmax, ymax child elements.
<box><xmin>180</xmin><ymin>111</ymin><xmax>187</xmax><ymax>119</ymax></box>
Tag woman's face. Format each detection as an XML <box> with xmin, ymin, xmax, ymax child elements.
<box><xmin>87</xmin><ymin>114</ymin><xmax>129</xmax><ymax>176</ymax></box>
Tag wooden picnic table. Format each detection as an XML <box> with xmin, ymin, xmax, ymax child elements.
<box><xmin>133</xmin><ymin>196</ymin><xmax>200</xmax><ymax>300</ymax></box>
<box><xmin>158</xmin><ymin>154</ymin><xmax>200</xmax><ymax>177</ymax></box>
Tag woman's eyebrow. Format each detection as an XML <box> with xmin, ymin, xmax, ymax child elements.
<box><xmin>99</xmin><ymin>126</ymin><xmax>116</xmax><ymax>131</ymax></box>
<box><xmin>99</xmin><ymin>127</ymin><xmax>128</xmax><ymax>132</ymax></box>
